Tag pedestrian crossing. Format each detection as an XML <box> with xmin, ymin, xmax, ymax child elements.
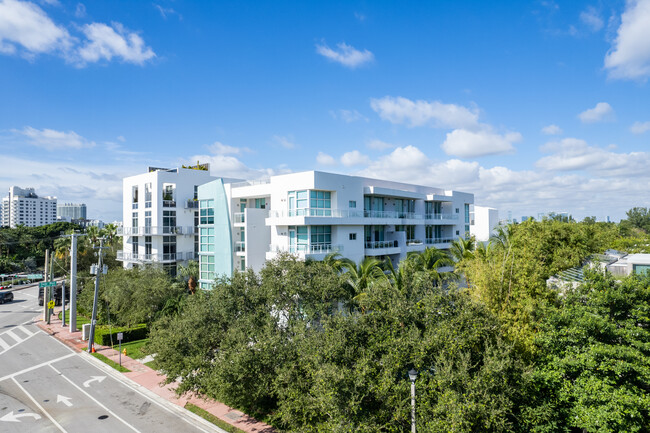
<box><xmin>0</xmin><ymin>325</ymin><xmax>36</xmax><ymax>354</ymax></box>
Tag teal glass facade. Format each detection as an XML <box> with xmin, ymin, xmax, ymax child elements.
<box><xmin>197</xmin><ymin>179</ymin><xmax>233</xmax><ymax>288</ymax></box>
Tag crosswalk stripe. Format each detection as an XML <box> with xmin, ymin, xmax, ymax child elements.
<box><xmin>0</xmin><ymin>337</ymin><xmax>10</xmax><ymax>351</ymax></box>
<box><xmin>4</xmin><ymin>329</ymin><xmax>22</xmax><ymax>344</ymax></box>
<box><xmin>17</xmin><ymin>325</ymin><xmax>35</xmax><ymax>337</ymax></box>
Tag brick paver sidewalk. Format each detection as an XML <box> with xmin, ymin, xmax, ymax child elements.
<box><xmin>36</xmin><ymin>309</ymin><xmax>275</xmax><ymax>433</ymax></box>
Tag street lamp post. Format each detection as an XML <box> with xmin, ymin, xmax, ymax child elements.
<box><xmin>408</xmin><ymin>368</ymin><xmax>418</xmax><ymax>433</ymax></box>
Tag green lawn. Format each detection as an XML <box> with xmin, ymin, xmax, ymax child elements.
<box><xmin>58</xmin><ymin>309</ymin><xmax>91</xmax><ymax>327</ymax></box>
<box><xmin>114</xmin><ymin>338</ymin><xmax>150</xmax><ymax>359</ymax></box>
<box><xmin>184</xmin><ymin>403</ymin><xmax>246</xmax><ymax>433</ymax></box>
<box><xmin>90</xmin><ymin>352</ymin><xmax>131</xmax><ymax>373</ymax></box>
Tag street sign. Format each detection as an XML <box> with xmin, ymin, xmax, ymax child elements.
<box><xmin>47</xmin><ymin>300</ymin><xmax>55</xmax><ymax>309</ymax></box>
<box><xmin>117</xmin><ymin>332</ymin><xmax>124</xmax><ymax>341</ymax></box>
<box><xmin>39</xmin><ymin>281</ymin><xmax>57</xmax><ymax>288</ymax></box>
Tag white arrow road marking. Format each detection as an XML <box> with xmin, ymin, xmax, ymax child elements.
<box><xmin>56</xmin><ymin>395</ymin><xmax>72</xmax><ymax>407</ymax></box>
<box><xmin>0</xmin><ymin>411</ymin><xmax>42</xmax><ymax>422</ymax></box>
<box><xmin>83</xmin><ymin>375</ymin><xmax>106</xmax><ymax>388</ymax></box>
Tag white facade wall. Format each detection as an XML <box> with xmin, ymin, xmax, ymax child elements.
<box><xmin>118</xmin><ymin>168</ymin><xmax>214</xmax><ymax>273</ymax></box>
<box><xmin>1</xmin><ymin>187</ymin><xmax>57</xmax><ymax>228</ymax></box>
<box><xmin>471</xmin><ymin>206</ymin><xmax>499</xmax><ymax>242</ymax></box>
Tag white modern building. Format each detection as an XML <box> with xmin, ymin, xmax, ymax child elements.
<box><xmin>470</xmin><ymin>206</ymin><xmax>499</xmax><ymax>242</ymax></box>
<box><xmin>117</xmin><ymin>165</ymin><xmax>216</xmax><ymax>276</ymax></box>
<box><xmin>57</xmin><ymin>203</ymin><xmax>87</xmax><ymax>221</ymax></box>
<box><xmin>196</xmin><ymin>171</ymin><xmax>473</xmax><ymax>289</ymax></box>
<box><xmin>1</xmin><ymin>187</ymin><xmax>57</xmax><ymax>228</ymax></box>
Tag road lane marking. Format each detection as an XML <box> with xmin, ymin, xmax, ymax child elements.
<box><xmin>0</xmin><ymin>331</ymin><xmax>38</xmax><ymax>356</ymax></box>
<box><xmin>3</xmin><ymin>329</ymin><xmax>22</xmax><ymax>344</ymax></box>
<box><xmin>49</xmin><ymin>364</ymin><xmax>141</xmax><ymax>433</ymax></box>
<box><xmin>0</xmin><ymin>410</ymin><xmax>42</xmax><ymax>422</ymax></box>
<box><xmin>83</xmin><ymin>375</ymin><xmax>106</xmax><ymax>388</ymax></box>
<box><xmin>17</xmin><ymin>325</ymin><xmax>34</xmax><ymax>337</ymax></box>
<box><xmin>0</xmin><ymin>353</ymin><xmax>75</xmax><ymax>382</ymax></box>
<box><xmin>0</xmin><ymin>337</ymin><xmax>10</xmax><ymax>351</ymax></box>
<box><xmin>11</xmin><ymin>377</ymin><xmax>67</xmax><ymax>432</ymax></box>
<box><xmin>56</xmin><ymin>395</ymin><xmax>73</xmax><ymax>407</ymax></box>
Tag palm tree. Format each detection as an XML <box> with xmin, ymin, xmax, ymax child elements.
<box><xmin>102</xmin><ymin>223</ymin><xmax>118</xmax><ymax>247</ymax></box>
<box><xmin>178</xmin><ymin>260</ymin><xmax>199</xmax><ymax>294</ymax></box>
<box><xmin>323</xmin><ymin>251</ymin><xmax>350</xmax><ymax>273</ymax></box>
<box><xmin>53</xmin><ymin>235</ymin><xmax>72</xmax><ymax>269</ymax></box>
<box><xmin>341</xmin><ymin>257</ymin><xmax>387</xmax><ymax>310</ymax></box>
<box><xmin>408</xmin><ymin>247</ymin><xmax>455</xmax><ymax>287</ymax></box>
<box><xmin>449</xmin><ymin>236</ymin><xmax>475</xmax><ymax>263</ymax></box>
<box><xmin>85</xmin><ymin>225</ymin><xmax>101</xmax><ymax>246</ymax></box>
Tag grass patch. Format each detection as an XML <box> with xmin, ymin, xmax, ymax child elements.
<box><xmin>144</xmin><ymin>359</ymin><xmax>160</xmax><ymax>370</ymax></box>
<box><xmin>111</xmin><ymin>338</ymin><xmax>149</xmax><ymax>359</ymax></box>
<box><xmin>90</xmin><ymin>352</ymin><xmax>131</xmax><ymax>373</ymax></box>
<box><xmin>58</xmin><ymin>309</ymin><xmax>91</xmax><ymax>327</ymax></box>
<box><xmin>184</xmin><ymin>403</ymin><xmax>246</xmax><ymax>433</ymax></box>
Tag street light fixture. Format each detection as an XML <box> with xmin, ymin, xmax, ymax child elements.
<box><xmin>408</xmin><ymin>368</ymin><xmax>418</xmax><ymax>433</ymax></box>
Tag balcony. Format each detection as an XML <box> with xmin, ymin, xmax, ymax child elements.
<box><xmin>425</xmin><ymin>213</ymin><xmax>458</xmax><ymax>221</ymax></box>
<box><xmin>425</xmin><ymin>237</ymin><xmax>455</xmax><ymax>246</ymax></box>
<box><xmin>185</xmin><ymin>199</ymin><xmax>199</xmax><ymax>209</ymax></box>
<box><xmin>162</xmin><ymin>200</ymin><xmax>176</xmax><ymax>208</ymax></box>
<box><xmin>365</xmin><ymin>240</ymin><xmax>398</xmax><ymax>249</ymax></box>
<box><xmin>117</xmin><ymin>226</ymin><xmax>185</xmax><ymax>236</ymax></box>
<box><xmin>364</xmin><ymin>240</ymin><xmax>401</xmax><ymax>256</ymax></box>
<box><xmin>233</xmin><ymin>212</ymin><xmax>245</xmax><ymax>224</ymax></box>
<box><xmin>268</xmin><ymin>243</ymin><xmax>342</xmax><ymax>256</ymax></box>
<box><xmin>117</xmin><ymin>250</ymin><xmax>185</xmax><ymax>263</ymax></box>
<box><xmin>235</xmin><ymin>241</ymin><xmax>245</xmax><ymax>253</ymax></box>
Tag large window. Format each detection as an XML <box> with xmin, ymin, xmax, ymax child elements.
<box><xmin>255</xmin><ymin>198</ymin><xmax>266</xmax><ymax>209</ymax></box>
<box><xmin>145</xmin><ymin>236</ymin><xmax>152</xmax><ymax>255</ymax></box>
<box><xmin>310</xmin><ymin>191</ymin><xmax>331</xmax><ymax>215</ymax></box>
<box><xmin>144</xmin><ymin>183</ymin><xmax>152</xmax><ymax>208</ymax></box>
<box><xmin>199</xmin><ymin>200</ymin><xmax>214</xmax><ymax>224</ymax></box>
<box><xmin>132</xmin><ymin>212</ymin><xmax>138</xmax><ymax>232</ymax></box>
<box><xmin>311</xmin><ymin>225</ymin><xmax>331</xmax><ymax>251</ymax></box>
<box><xmin>200</xmin><ymin>227</ymin><xmax>215</xmax><ymax>252</ymax></box>
<box><xmin>132</xmin><ymin>237</ymin><xmax>138</xmax><ymax>255</ymax></box>
<box><xmin>289</xmin><ymin>226</ymin><xmax>308</xmax><ymax>252</ymax></box>
<box><xmin>396</xmin><ymin>225</ymin><xmax>416</xmax><ymax>242</ymax></box>
<box><xmin>132</xmin><ymin>185</ymin><xmax>138</xmax><ymax>209</ymax></box>
<box><xmin>163</xmin><ymin>210</ymin><xmax>176</xmax><ymax>233</ymax></box>
<box><xmin>163</xmin><ymin>236</ymin><xmax>176</xmax><ymax>260</ymax></box>
<box><xmin>200</xmin><ymin>255</ymin><xmax>215</xmax><ymax>281</ymax></box>
<box><xmin>144</xmin><ymin>211</ymin><xmax>152</xmax><ymax>233</ymax></box>
<box><xmin>465</xmin><ymin>203</ymin><xmax>470</xmax><ymax>224</ymax></box>
<box><xmin>162</xmin><ymin>184</ymin><xmax>176</xmax><ymax>207</ymax></box>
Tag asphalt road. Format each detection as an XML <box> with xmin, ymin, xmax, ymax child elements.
<box><xmin>0</xmin><ymin>284</ymin><xmax>221</xmax><ymax>433</ymax></box>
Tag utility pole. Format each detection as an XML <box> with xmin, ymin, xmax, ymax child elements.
<box><xmin>64</xmin><ymin>232</ymin><xmax>82</xmax><ymax>332</ymax></box>
<box><xmin>43</xmin><ymin>249</ymin><xmax>49</xmax><ymax>322</ymax></box>
<box><xmin>47</xmin><ymin>250</ymin><xmax>54</xmax><ymax>324</ymax></box>
<box><xmin>88</xmin><ymin>238</ymin><xmax>107</xmax><ymax>353</ymax></box>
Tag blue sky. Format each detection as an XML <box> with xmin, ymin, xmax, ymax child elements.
<box><xmin>1</xmin><ymin>0</ymin><xmax>649</xmax><ymax>222</ymax></box>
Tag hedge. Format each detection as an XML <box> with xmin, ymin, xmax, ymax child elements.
<box><xmin>94</xmin><ymin>324</ymin><xmax>148</xmax><ymax>346</ymax></box>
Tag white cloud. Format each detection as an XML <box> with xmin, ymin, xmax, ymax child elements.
<box><xmin>0</xmin><ymin>0</ymin><xmax>72</xmax><ymax>56</ymax></box>
<box><xmin>541</xmin><ymin>124</ymin><xmax>563</xmax><ymax>135</ymax></box>
<box><xmin>580</xmin><ymin>6</ymin><xmax>604</xmax><ymax>31</ymax></box>
<box><xmin>13</xmin><ymin>126</ymin><xmax>95</xmax><ymax>150</ymax></box>
<box><xmin>272</xmin><ymin>135</ymin><xmax>296</xmax><ymax>149</ymax></box>
<box><xmin>74</xmin><ymin>3</ymin><xmax>85</xmax><ymax>18</ymax></box>
<box><xmin>341</xmin><ymin>150</ymin><xmax>370</xmax><ymax>167</ymax></box>
<box><xmin>154</xmin><ymin>4</ymin><xmax>180</xmax><ymax>20</ymax></box>
<box><xmin>316</xmin><ymin>152</ymin><xmax>337</xmax><ymax>166</ymax></box>
<box><xmin>604</xmin><ymin>0</ymin><xmax>650</xmax><ymax>80</ymax></box>
<box><xmin>441</xmin><ymin>128</ymin><xmax>521</xmax><ymax>158</ymax></box>
<box><xmin>207</xmin><ymin>141</ymin><xmax>251</xmax><ymax>155</ymax></box>
<box><xmin>77</xmin><ymin>22</ymin><xmax>155</xmax><ymax>65</ymax></box>
<box><xmin>315</xmin><ymin>42</ymin><xmax>374</xmax><ymax>68</ymax></box>
<box><xmin>117</xmin><ymin>135</ymin><xmax>126</xmax><ymax>142</ymax></box>
<box><xmin>366</xmin><ymin>139</ymin><xmax>394</xmax><ymax>150</ymax></box>
<box><xmin>370</xmin><ymin>96</ymin><xmax>479</xmax><ymax>129</ymax></box>
<box><xmin>578</xmin><ymin>102</ymin><xmax>614</xmax><ymax>123</ymax></box>
<box><xmin>332</xmin><ymin>109</ymin><xmax>368</xmax><ymax>123</ymax></box>
<box><xmin>536</xmin><ymin>137</ymin><xmax>650</xmax><ymax>176</ymax></box>
<box><xmin>630</xmin><ymin>120</ymin><xmax>650</xmax><ymax>134</ymax></box>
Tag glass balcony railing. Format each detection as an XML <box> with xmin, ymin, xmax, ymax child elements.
<box><xmin>233</xmin><ymin>212</ymin><xmax>245</xmax><ymax>223</ymax></box>
<box><xmin>364</xmin><ymin>240</ymin><xmax>399</xmax><ymax>249</ymax></box>
<box><xmin>425</xmin><ymin>237</ymin><xmax>455</xmax><ymax>244</ymax></box>
<box><xmin>425</xmin><ymin>213</ymin><xmax>458</xmax><ymax>221</ymax></box>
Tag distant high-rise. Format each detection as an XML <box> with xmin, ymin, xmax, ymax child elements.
<box><xmin>1</xmin><ymin>186</ymin><xmax>57</xmax><ymax>228</ymax></box>
<box><xmin>57</xmin><ymin>203</ymin><xmax>87</xmax><ymax>221</ymax></box>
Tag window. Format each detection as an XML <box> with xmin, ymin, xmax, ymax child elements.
<box><xmin>456</xmin><ymin>208</ymin><xmax>460</xmax><ymax>213</ymax></box>
<box><xmin>144</xmin><ymin>183</ymin><xmax>152</xmax><ymax>208</ymax></box>
<box><xmin>132</xmin><ymin>186</ymin><xmax>138</xmax><ymax>203</ymax></box>
<box><xmin>465</xmin><ymin>203</ymin><xmax>470</xmax><ymax>224</ymax></box>
<box><xmin>349</xmin><ymin>200</ymin><xmax>356</xmax><ymax>208</ymax></box>
<box><xmin>194</xmin><ymin>185</ymin><xmax>198</xmax><ymax>200</ymax></box>
<box><xmin>456</xmin><ymin>230</ymin><xmax>460</xmax><ymax>235</ymax></box>
<box><xmin>200</xmin><ymin>227</ymin><xmax>215</xmax><ymax>252</ymax></box>
<box><xmin>145</xmin><ymin>236</ymin><xmax>152</xmax><ymax>255</ymax></box>
<box><xmin>163</xmin><ymin>210</ymin><xmax>176</xmax><ymax>233</ymax></box>
<box><xmin>144</xmin><ymin>211</ymin><xmax>152</xmax><ymax>233</ymax></box>
<box><xmin>465</xmin><ymin>225</ymin><xmax>470</xmax><ymax>238</ymax></box>
<box><xmin>199</xmin><ymin>200</ymin><xmax>214</xmax><ymax>224</ymax></box>
<box><xmin>132</xmin><ymin>237</ymin><xmax>138</xmax><ymax>255</ymax></box>
<box><xmin>132</xmin><ymin>212</ymin><xmax>138</xmax><ymax>230</ymax></box>
<box><xmin>163</xmin><ymin>236</ymin><xmax>176</xmax><ymax>259</ymax></box>
<box><xmin>241</xmin><ymin>258</ymin><xmax>246</xmax><ymax>271</ymax></box>
<box><xmin>255</xmin><ymin>198</ymin><xmax>266</xmax><ymax>209</ymax></box>
<box><xmin>349</xmin><ymin>233</ymin><xmax>357</xmax><ymax>240</ymax></box>
<box><xmin>289</xmin><ymin>226</ymin><xmax>308</xmax><ymax>252</ymax></box>
<box><xmin>311</xmin><ymin>225</ymin><xmax>331</xmax><ymax>250</ymax></box>
<box><xmin>200</xmin><ymin>255</ymin><xmax>215</xmax><ymax>281</ymax></box>
<box><xmin>162</xmin><ymin>184</ymin><xmax>176</xmax><ymax>207</ymax></box>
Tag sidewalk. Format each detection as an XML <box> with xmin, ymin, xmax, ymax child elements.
<box><xmin>36</xmin><ymin>309</ymin><xmax>275</xmax><ymax>433</ymax></box>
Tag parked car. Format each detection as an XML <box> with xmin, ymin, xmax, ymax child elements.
<box><xmin>0</xmin><ymin>284</ymin><xmax>12</xmax><ymax>290</ymax></box>
<box><xmin>0</xmin><ymin>291</ymin><xmax>14</xmax><ymax>303</ymax></box>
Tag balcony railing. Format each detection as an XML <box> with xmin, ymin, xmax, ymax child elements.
<box><xmin>406</xmin><ymin>239</ymin><xmax>424</xmax><ymax>246</ymax></box>
<box><xmin>365</xmin><ymin>240</ymin><xmax>399</xmax><ymax>249</ymax></box>
<box><xmin>117</xmin><ymin>226</ymin><xmax>184</xmax><ymax>236</ymax></box>
<box><xmin>269</xmin><ymin>244</ymin><xmax>342</xmax><ymax>254</ymax></box>
<box><xmin>117</xmin><ymin>251</ymin><xmax>184</xmax><ymax>262</ymax></box>
<box><xmin>235</xmin><ymin>241</ymin><xmax>245</xmax><ymax>252</ymax></box>
<box><xmin>425</xmin><ymin>213</ymin><xmax>459</xmax><ymax>221</ymax></box>
<box><xmin>163</xmin><ymin>200</ymin><xmax>176</xmax><ymax>208</ymax></box>
<box><xmin>185</xmin><ymin>199</ymin><xmax>199</xmax><ymax>209</ymax></box>
<box><xmin>233</xmin><ymin>212</ymin><xmax>245</xmax><ymax>223</ymax></box>
<box><xmin>268</xmin><ymin>208</ymin><xmax>424</xmax><ymax>219</ymax></box>
<box><xmin>425</xmin><ymin>237</ymin><xmax>455</xmax><ymax>245</ymax></box>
